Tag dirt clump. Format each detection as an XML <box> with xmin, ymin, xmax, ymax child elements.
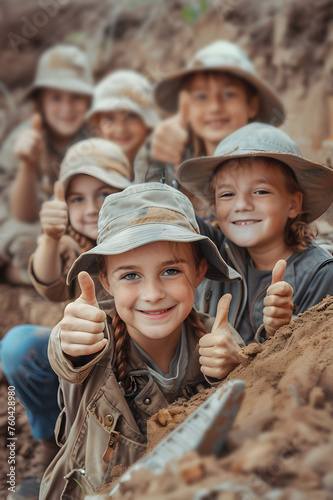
<box><xmin>97</xmin><ymin>296</ymin><xmax>333</xmax><ymax>500</ymax></box>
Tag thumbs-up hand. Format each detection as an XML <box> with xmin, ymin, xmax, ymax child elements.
<box><xmin>14</xmin><ymin>113</ymin><xmax>45</xmax><ymax>167</ymax></box>
<box><xmin>198</xmin><ymin>294</ymin><xmax>240</xmax><ymax>380</ymax></box>
<box><xmin>39</xmin><ymin>181</ymin><xmax>68</xmax><ymax>240</ymax></box>
<box><xmin>263</xmin><ymin>260</ymin><xmax>294</xmax><ymax>338</ymax></box>
<box><xmin>60</xmin><ymin>271</ymin><xmax>107</xmax><ymax>357</ymax></box>
<box><xmin>151</xmin><ymin>91</ymin><xmax>190</xmax><ymax>166</ymax></box>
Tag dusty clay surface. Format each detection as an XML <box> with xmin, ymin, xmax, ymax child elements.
<box><xmin>1</xmin><ymin>1</ymin><xmax>333</xmax><ymax>499</ymax></box>
<box><xmin>99</xmin><ymin>296</ymin><xmax>333</xmax><ymax>500</ymax></box>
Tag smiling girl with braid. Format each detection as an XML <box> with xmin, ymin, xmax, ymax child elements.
<box><xmin>40</xmin><ymin>182</ymin><xmax>245</xmax><ymax>499</ymax></box>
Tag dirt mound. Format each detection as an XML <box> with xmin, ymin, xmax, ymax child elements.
<box><xmin>99</xmin><ymin>296</ymin><xmax>333</xmax><ymax>500</ymax></box>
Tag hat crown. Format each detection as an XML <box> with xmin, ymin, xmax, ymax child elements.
<box><xmin>35</xmin><ymin>44</ymin><xmax>93</xmax><ymax>88</ymax></box>
<box><xmin>188</xmin><ymin>40</ymin><xmax>255</xmax><ymax>74</ymax></box>
<box><xmin>59</xmin><ymin>138</ymin><xmax>131</xmax><ymax>190</ymax></box>
<box><xmin>214</xmin><ymin>122</ymin><xmax>301</xmax><ymax>157</ymax></box>
<box><xmin>97</xmin><ymin>183</ymin><xmax>199</xmax><ymax>245</ymax></box>
<box><xmin>95</xmin><ymin>70</ymin><xmax>153</xmax><ymax>106</ymax></box>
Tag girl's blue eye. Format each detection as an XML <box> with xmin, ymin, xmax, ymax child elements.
<box><xmin>219</xmin><ymin>192</ymin><xmax>234</xmax><ymax>199</ymax></box>
<box><xmin>98</xmin><ymin>191</ymin><xmax>112</xmax><ymax>200</ymax></box>
<box><xmin>163</xmin><ymin>268</ymin><xmax>179</xmax><ymax>276</ymax></box>
<box><xmin>255</xmin><ymin>190</ymin><xmax>270</xmax><ymax>195</ymax></box>
<box><xmin>123</xmin><ymin>273</ymin><xmax>138</xmax><ymax>281</ymax></box>
<box><xmin>70</xmin><ymin>196</ymin><xmax>83</xmax><ymax>203</ymax></box>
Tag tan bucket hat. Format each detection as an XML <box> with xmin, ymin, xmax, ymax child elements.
<box><xmin>87</xmin><ymin>70</ymin><xmax>159</xmax><ymax>129</ymax></box>
<box><xmin>25</xmin><ymin>44</ymin><xmax>93</xmax><ymax>99</ymax></box>
<box><xmin>154</xmin><ymin>40</ymin><xmax>285</xmax><ymax>126</ymax></box>
<box><xmin>67</xmin><ymin>182</ymin><xmax>241</xmax><ymax>284</ymax></box>
<box><xmin>60</xmin><ymin>138</ymin><xmax>132</xmax><ymax>194</ymax></box>
<box><xmin>176</xmin><ymin>122</ymin><xmax>333</xmax><ymax>223</ymax></box>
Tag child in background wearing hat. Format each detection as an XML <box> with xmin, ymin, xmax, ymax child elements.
<box><xmin>0</xmin><ymin>138</ymin><xmax>131</xmax><ymax>500</ymax></box>
<box><xmin>87</xmin><ymin>69</ymin><xmax>159</xmax><ymax>176</ymax></box>
<box><xmin>40</xmin><ymin>182</ymin><xmax>243</xmax><ymax>499</ymax></box>
<box><xmin>0</xmin><ymin>44</ymin><xmax>93</xmax><ymax>284</ymax></box>
<box><xmin>177</xmin><ymin>122</ymin><xmax>333</xmax><ymax>362</ymax></box>
<box><xmin>134</xmin><ymin>40</ymin><xmax>285</xmax><ymax>219</ymax></box>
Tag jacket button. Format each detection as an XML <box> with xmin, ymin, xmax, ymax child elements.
<box><xmin>105</xmin><ymin>414</ymin><xmax>114</xmax><ymax>427</ymax></box>
<box><xmin>143</xmin><ymin>397</ymin><xmax>151</xmax><ymax>405</ymax></box>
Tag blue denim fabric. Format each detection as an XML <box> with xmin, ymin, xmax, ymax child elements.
<box><xmin>0</xmin><ymin>325</ymin><xmax>59</xmax><ymax>440</ymax></box>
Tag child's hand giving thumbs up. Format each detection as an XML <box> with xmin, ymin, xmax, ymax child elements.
<box><xmin>40</xmin><ymin>181</ymin><xmax>68</xmax><ymax>240</ymax></box>
<box><xmin>60</xmin><ymin>271</ymin><xmax>107</xmax><ymax>357</ymax></box>
<box><xmin>14</xmin><ymin>113</ymin><xmax>45</xmax><ymax>167</ymax></box>
<box><xmin>198</xmin><ymin>294</ymin><xmax>240</xmax><ymax>380</ymax></box>
<box><xmin>263</xmin><ymin>259</ymin><xmax>294</xmax><ymax>338</ymax></box>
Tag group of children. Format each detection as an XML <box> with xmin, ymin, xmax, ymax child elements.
<box><xmin>0</xmin><ymin>38</ymin><xmax>333</xmax><ymax>500</ymax></box>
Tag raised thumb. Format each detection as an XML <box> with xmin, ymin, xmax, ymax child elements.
<box><xmin>31</xmin><ymin>113</ymin><xmax>43</xmax><ymax>133</ymax></box>
<box><xmin>178</xmin><ymin>90</ymin><xmax>190</xmax><ymax>130</ymax></box>
<box><xmin>211</xmin><ymin>293</ymin><xmax>232</xmax><ymax>334</ymax></box>
<box><xmin>271</xmin><ymin>259</ymin><xmax>287</xmax><ymax>285</ymax></box>
<box><xmin>78</xmin><ymin>271</ymin><xmax>99</xmax><ymax>307</ymax></box>
<box><xmin>54</xmin><ymin>180</ymin><xmax>65</xmax><ymax>202</ymax></box>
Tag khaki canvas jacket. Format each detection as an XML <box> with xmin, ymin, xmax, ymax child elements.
<box><xmin>41</xmin><ymin>312</ymin><xmax>215</xmax><ymax>499</ymax></box>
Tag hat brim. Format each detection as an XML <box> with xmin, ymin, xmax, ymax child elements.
<box><xmin>67</xmin><ymin>222</ymin><xmax>241</xmax><ymax>284</ymax></box>
<box><xmin>61</xmin><ymin>165</ymin><xmax>131</xmax><ymax>193</ymax></box>
<box><xmin>23</xmin><ymin>80</ymin><xmax>93</xmax><ymax>102</ymax></box>
<box><xmin>154</xmin><ymin>65</ymin><xmax>285</xmax><ymax>126</ymax></box>
<box><xmin>176</xmin><ymin>151</ymin><xmax>333</xmax><ymax>223</ymax></box>
<box><xmin>86</xmin><ymin>97</ymin><xmax>159</xmax><ymax>129</ymax></box>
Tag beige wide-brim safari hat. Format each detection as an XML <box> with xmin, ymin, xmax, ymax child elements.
<box><xmin>154</xmin><ymin>40</ymin><xmax>285</xmax><ymax>126</ymax></box>
<box><xmin>87</xmin><ymin>70</ymin><xmax>160</xmax><ymax>129</ymax></box>
<box><xmin>60</xmin><ymin>138</ymin><xmax>132</xmax><ymax>194</ymax></box>
<box><xmin>67</xmin><ymin>183</ymin><xmax>241</xmax><ymax>284</ymax></box>
<box><xmin>176</xmin><ymin>122</ymin><xmax>333</xmax><ymax>223</ymax></box>
<box><xmin>25</xmin><ymin>44</ymin><xmax>93</xmax><ymax>100</ymax></box>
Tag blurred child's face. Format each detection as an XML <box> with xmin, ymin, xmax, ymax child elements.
<box><xmin>67</xmin><ymin>174</ymin><xmax>119</xmax><ymax>240</ymax></box>
<box><xmin>40</xmin><ymin>88</ymin><xmax>90</xmax><ymax>137</ymax></box>
<box><xmin>97</xmin><ymin>110</ymin><xmax>149</xmax><ymax>163</ymax></box>
<box><xmin>186</xmin><ymin>73</ymin><xmax>259</xmax><ymax>155</ymax></box>
<box><xmin>214</xmin><ymin>159</ymin><xmax>302</xmax><ymax>264</ymax></box>
<box><xmin>100</xmin><ymin>241</ymin><xmax>206</xmax><ymax>350</ymax></box>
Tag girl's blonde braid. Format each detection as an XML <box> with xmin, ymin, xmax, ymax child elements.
<box><xmin>112</xmin><ymin>311</ymin><xmax>130</xmax><ymax>384</ymax></box>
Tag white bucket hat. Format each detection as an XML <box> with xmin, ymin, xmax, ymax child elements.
<box><xmin>87</xmin><ymin>70</ymin><xmax>159</xmax><ymax>129</ymax></box>
<box><xmin>154</xmin><ymin>40</ymin><xmax>285</xmax><ymax>126</ymax></box>
<box><xmin>60</xmin><ymin>138</ymin><xmax>132</xmax><ymax>194</ymax></box>
<box><xmin>176</xmin><ymin>122</ymin><xmax>333</xmax><ymax>223</ymax></box>
<box><xmin>67</xmin><ymin>182</ymin><xmax>241</xmax><ymax>284</ymax></box>
<box><xmin>25</xmin><ymin>44</ymin><xmax>93</xmax><ymax>99</ymax></box>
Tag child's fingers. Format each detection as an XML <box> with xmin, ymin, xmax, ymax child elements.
<box><xmin>178</xmin><ymin>90</ymin><xmax>190</xmax><ymax>129</ymax></box>
<box><xmin>64</xmin><ymin>301</ymin><xmax>106</xmax><ymax>324</ymax></box>
<box><xmin>78</xmin><ymin>271</ymin><xmax>100</xmax><ymax>308</ymax></box>
<box><xmin>263</xmin><ymin>305</ymin><xmax>293</xmax><ymax>319</ymax></box>
<box><xmin>211</xmin><ymin>293</ymin><xmax>232</xmax><ymax>334</ymax></box>
<box><xmin>264</xmin><ymin>294</ymin><xmax>293</xmax><ymax>308</ymax></box>
<box><xmin>61</xmin><ymin>337</ymin><xmax>107</xmax><ymax>357</ymax></box>
<box><xmin>266</xmin><ymin>281</ymin><xmax>293</xmax><ymax>298</ymax></box>
<box><xmin>54</xmin><ymin>181</ymin><xmax>66</xmax><ymax>202</ymax></box>
<box><xmin>271</xmin><ymin>259</ymin><xmax>287</xmax><ymax>285</ymax></box>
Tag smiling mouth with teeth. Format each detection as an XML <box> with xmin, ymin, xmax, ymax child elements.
<box><xmin>233</xmin><ymin>220</ymin><xmax>260</xmax><ymax>226</ymax></box>
<box><xmin>139</xmin><ymin>307</ymin><xmax>174</xmax><ymax>315</ymax></box>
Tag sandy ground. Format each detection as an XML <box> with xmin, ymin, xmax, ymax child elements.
<box><xmin>97</xmin><ymin>296</ymin><xmax>333</xmax><ymax>500</ymax></box>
